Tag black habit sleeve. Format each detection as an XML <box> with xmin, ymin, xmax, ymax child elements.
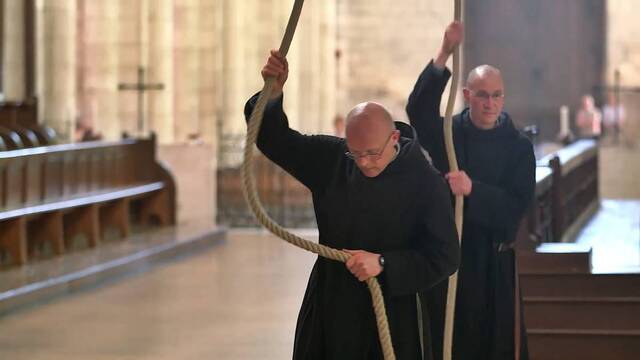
<box><xmin>381</xmin><ymin>170</ymin><xmax>460</xmax><ymax>297</ymax></box>
<box><xmin>406</xmin><ymin>60</ymin><xmax>452</xmax><ymax>173</ymax></box>
<box><xmin>466</xmin><ymin>140</ymin><xmax>536</xmax><ymax>232</ymax></box>
<box><xmin>244</xmin><ymin>92</ymin><xmax>342</xmax><ymax>192</ymax></box>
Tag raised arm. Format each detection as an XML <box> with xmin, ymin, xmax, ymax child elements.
<box><xmin>434</xmin><ymin>21</ymin><xmax>463</xmax><ymax>69</ymax></box>
<box><xmin>406</xmin><ymin>21</ymin><xmax>464</xmax><ymax>172</ymax></box>
<box><xmin>244</xmin><ymin>50</ymin><xmax>342</xmax><ymax>192</ymax></box>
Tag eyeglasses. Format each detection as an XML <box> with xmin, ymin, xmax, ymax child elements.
<box><xmin>345</xmin><ymin>132</ymin><xmax>394</xmax><ymax>160</ymax></box>
<box><xmin>471</xmin><ymin>90</ymin><xmax>504</xmax><ymax>102</ymax></box>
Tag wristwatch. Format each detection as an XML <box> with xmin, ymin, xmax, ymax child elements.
<box><xmin>378</xmin><ymin>255</ymin><xmax>385</xmax><ymax>269</ymax></box>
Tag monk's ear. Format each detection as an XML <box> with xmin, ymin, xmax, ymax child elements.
<box><xmin>392</xmin><ymin>129</ymin><xmax>400</xmax><ymax>141</ymax></box>
<box><xmin>463</xmin><ymin>88</ymin><xmax>471</xmax><ymax>104</ymax></box>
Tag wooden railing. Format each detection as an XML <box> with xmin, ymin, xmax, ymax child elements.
<box><xmin>217</xmin><ymin>152</ymin><xmax>315</xmax><ymax>228</ymax></box>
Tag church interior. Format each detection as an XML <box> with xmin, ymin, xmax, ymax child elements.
<box><xmin>0</xmin><ymin>1</ymin><xmax>639</xmax><ymax>359</ymax></box>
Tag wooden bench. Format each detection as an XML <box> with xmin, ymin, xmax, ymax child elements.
<box><xmin>0</xmin><ymin>135</ymin><xmax>175</xmax><ymax>266</ymax></box>
<box><xmin>0</xmin><ymin>127</ymin><xmax>25</xmax><ymax>150</ymax></box>
<box><xmin>517</xmin><ymin>139</ymin><xmax>599</xmax><ymax>249</ymax></box>
<box><xmin>0</xmin><ymin>98</ymin><xmax>56</xmax><ymax>149</ymax></box>
<box><xmin>512</xmin><ymin>140</ymin><xmax>640</xmax><ymax>359</ymax></box>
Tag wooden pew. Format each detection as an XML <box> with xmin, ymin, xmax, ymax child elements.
<box><xmin>0</xmin><ymin>127</ymin><xmax>25</xmax><ymax>150</ymax></box>
<box><xmin>514</xmin><ymin>140</ymin><xmax>640</xmax><ymax>360</ymax></box>
<box><xmin>523</xmin><ymin>272</ymin><xmax>640</xmax><ymax>360</ymax></box>
<box><xmin>517</xmin><ymin>139</ymin><xmax>599</xmax><ymax>250</ymax></box>
<box><xmin>545</xmin><ymin>140</ymin><xmax>599</xmax><ymax>242</ymax></box>
<box><xmin>0</xmin><ymin>99</ymin><xmax>57</xmax><ymax>149</ymax></box>
<box><xmin>0</xmin><ymin>134</ymin><xmax>175</xmax><ymax>266</ymax></box>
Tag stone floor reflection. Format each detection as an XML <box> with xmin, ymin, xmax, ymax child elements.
<box><xmin>0</xmin><ymin>229</ymin><xmax>317</xmax><ymax>360</ymax></box>
<box><xmin>576</xmin><ymin>199</ymin><xmax>640</xmax><ymax>273</ymax></box>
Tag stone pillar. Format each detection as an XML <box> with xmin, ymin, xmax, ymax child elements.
<box><xmin>220</xmin><ymin>0</ymin><xmax>247</xmax><ymax>138</ymax></box>
<box><xmin>289</xmin><ymin>0</ymin><xmax>337</xmax><ymax>134</ymax></box>
<box><xmin>83</xmin><ymin>0</ymin><xmax>119</xmax><ymax>140</ymax></box>
<box><xmin>315</xmin><ymin>0</ymin><xmax>338</xmax><ymax>135</ymax></box>
<box><xmin>173</xmin><ymin>0</ymin><xmax>200</xmax><ymax>141</ymax></box>
<box><xmin>607</xmin><ymin>0</ymin><xmax>640</xmax><ymax>144</ymax></box>
<box><xmin>37</xmin><ymin>0</ymin><xmax>77</xmax><ymax>140</ymax></box>
<box><xmin>199</xmin><ymin>0</ymin><xmax>221</xmax><ymax>145</ymax></box>
<box><xmin>148</xmin><ymin>0</ymin><xmax>174</xmax><ymax>143</ymax></box>
<box><xmin>337</xmin><ymin>0</ymin><xmax>457</xmax><ymax>120</ymax></box>
<box><xmin>3</xmin><ymin>0</ymin><xmax>26</xmax><ymax>101</ymax></box>
<box><xmin>117</xmin><ymin>0</ymin><xmax>144</xmax><ymax>136</ymax></box>
<box><xmin>219</xmin><ymin>0</ymin><xmax>339</xmax><ymax>137</ymax></box>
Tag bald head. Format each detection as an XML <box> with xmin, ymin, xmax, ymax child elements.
<box><xmin>346</xmin><ymin>102</ymin><xmax>395</xmax><ymax>133</ymax></box>
<box><xmin>463</xmin><ymin>64</ymin><xmax>506</xmax><ymax>129</ymax></box>
<box><xmin>466</xmin><ymin>64</ymin><xmax>503</xmax><ymax>89</ymax></box>
<box><xmin>344</xmin><ymin>102</ymin><xmax>399</xmax><ymax>178</ymax></box>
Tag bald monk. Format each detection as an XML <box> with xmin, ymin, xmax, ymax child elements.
<box><xmin>245</xmin><ymin>50</ymin><xmax>459</xmax><ymax>360</ymax></box>
<box><xmin>406</xmin><ymin>22</ymin><xmax>536</xmax><ymax>360</ymax></box>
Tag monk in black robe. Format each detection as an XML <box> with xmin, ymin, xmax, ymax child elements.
<box><xmin>245</xmin><ymin>50</ymin><xmax>460</xmax><ymax>360</ymax></box>
<box><xmin>406</xmin><ymin>22</ymin><xmax>536</xmax><ymax>360</ymax></box>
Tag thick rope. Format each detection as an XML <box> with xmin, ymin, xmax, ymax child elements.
<box><xmin>442</xmin><ymin>2</ymin><xmax>464</xmax><ymax>360</ymax></box>
<box><xmin>240</xmin><ymin>1</ymin><xmax>396</xmax><ymax>359</ymax></box>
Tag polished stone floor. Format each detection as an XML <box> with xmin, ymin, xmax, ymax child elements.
<box><xmin>576</xmin><ymin>199</ymin><xmax>640</xmax><ymax>273</ymax></box>
<box><xmin>0</xmin><ymin>229</ymin><xmax>317</xmax><ymax>360</ymax></box>
<box><xmin>0</xmin><ymin>223</ymin><xmax>225</xmax><ymax>315</ymax></box>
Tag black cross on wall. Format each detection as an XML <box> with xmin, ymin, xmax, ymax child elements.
<box><xmin>118</xmin><ymin>66</ymin><xmax>164</xmax><ymax>135</ymax></box>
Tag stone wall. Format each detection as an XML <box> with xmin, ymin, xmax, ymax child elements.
<box><xmin>608</xmin><ymin>0</ymin><xmax>640</xmax><ymax>144</ymax></box>
<box><xmin>337</xmin><ymin>0</ymin><xmax>459</xmax><ymax>121</ymax></box>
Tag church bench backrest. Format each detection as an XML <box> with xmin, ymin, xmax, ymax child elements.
<box><xmin>0</xmin><ymin>127</ymin><xmax>24</xmax><ymax>150</ymax></box>
<box><xmin>545</xmin><ymin>140</ymin><xmax>598</xmax><ymax>242</ymax></box>
<box><xmin>519</xmin><ymin>140</ymin><xmax>598</xmax><ymax>247</ymax></box>
<box><xmin>0</xmin><ymin>136</ymin><xmax>176</xmax><ymax>266</ymax></box>
<box><xmin>0</xmin><ymin>137</ymin><xmax>173</xmax><ymax>211</ymax></box>
<box><xmin>4</xmin><ymin>125</ymin><xmax>40</xmax><ymax>148</ymax></box>
<box><xmin>0</xmin><ymin>99</ymin><xmax>57</xmax><ymax>149</ymax></box>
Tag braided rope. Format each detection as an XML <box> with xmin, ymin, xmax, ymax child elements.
<box><xmin>442</xmin><ymin>2</ymin><xmax>464</xmax><ymax>360</ymax></box>
<box><xmin>240</xmin><ymin>1</ymin><xmax>395</xmax><ymax>359</ymax></box>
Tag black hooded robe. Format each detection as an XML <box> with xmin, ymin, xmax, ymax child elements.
<box><xmin>406</xmin><ymin>62</ymin><xmax>536</xmax><ymax>360</ymax></box>
<box><xmin>245</xmin><ymin>93</ymin><xmax>460</xmax><ymax>360</ymax></box>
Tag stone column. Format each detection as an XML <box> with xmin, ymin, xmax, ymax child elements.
<box><xmin>37</xmin><ymin>0</ymin><xmax>76</xmax><ymax>140</ymax></box>
<box><xmin>220</xmin><ymin>0</ymin><xmax>247</xmax><ymax>138</ymax></box>
<box><xmin>314</xmin><ymin>0</ymin><xmax>338</xmax><ymax>135</ymax></box>
<box><xmin>607</xmin><ymin>0</ymin><xmax>640</xmax><ymax>145</ymax></box>
<box><xmin>337</xmin><ymin>0</ymin><xmax>457</xmax><ymax>120</ymax></box>
<box><xmin>199</xmin><ymin>0</ymin><xmax>221</xmax><ymax>145</ymax></box>
<box><xmin>3</xmin><ymin>0</ymin><xmax>26</xmax><ymax>101</ymax></box>
<box><xmin>289</xmin><ymin>0</ymin><xmax>337</xmax><ymax>134</ymax></box>
<box><xmin>173</xmin><ymin>0</ymin><xmax>200</xmax><ymax>141</ymax></box>
<box><xmin>83</xmin><ymin>0</ymin><xmax>119</xmax><ymax>140</ymax></box>
<box><xmin>116</xmin><ymin>0</ymin><xmax>144</xmax><ymax>136</ymax></box>
<box><xmin>148</xmin><ymin>0</ymin><xmax>174</xmax><ymax>143</ymax></box>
